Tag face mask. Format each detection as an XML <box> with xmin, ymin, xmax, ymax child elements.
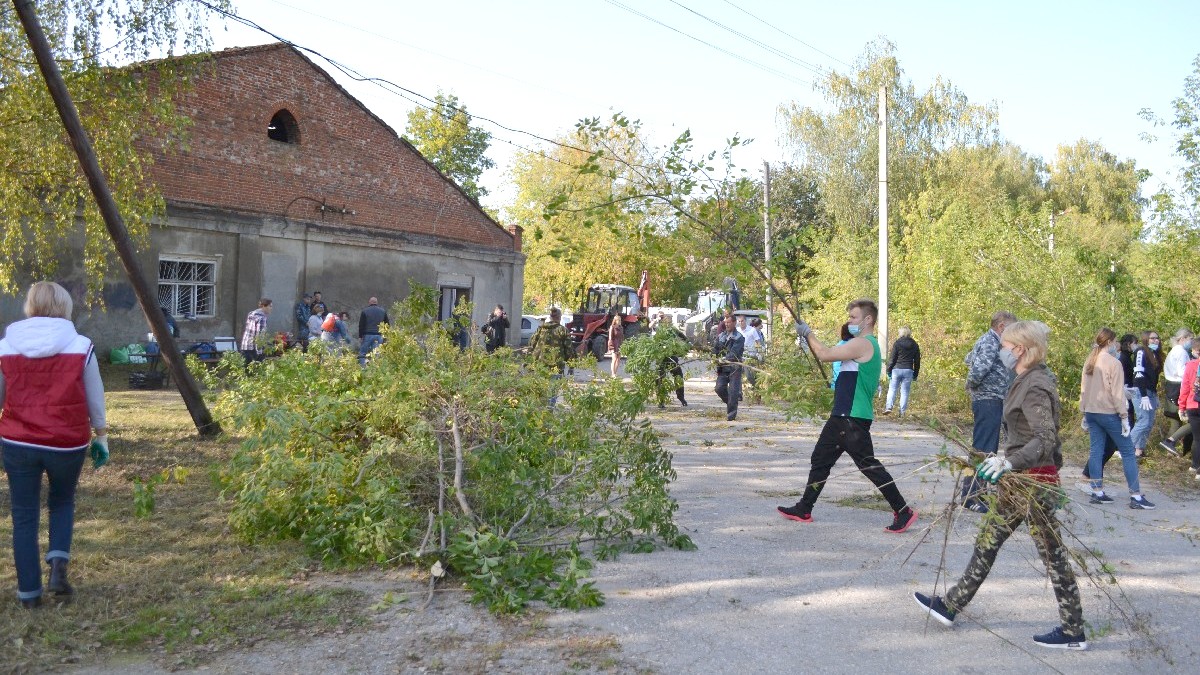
<box><xmin>1150</xmin><ymin>343</ymin><xmax>1159</xmax><ymax>351</ymax></box>
<box><xmin>1106</xmin><ymin>344</ymin><xmax>1119</xmax><ymax>357</ymax></box>
<box><xmin>847</xmin><ymin>324</ymin><xmax>861</xmax><ymax>336</ymax></box>
<box><xmin>999</xmin><ymin>348</ymin><xmax>1018</xmax><ymax>371</ymax></box>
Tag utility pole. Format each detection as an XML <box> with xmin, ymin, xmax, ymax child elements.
<box><xmin>878</xmin><ymin>84</ymin><xmax>889</xmax><ymax>363</ymax></box>
<box><xmin>1048</xmin><ymin>210</ymin><xmax>1055</xmax><ymax>254</ymax></box>
<box><xmin>763</xmin><ymin>161</ymin><xmax>773</xmax><ymax>338</ymax></box>
<box><xmin>14</xmin><ymin>0</ymin><xmax>219</xmax><ymax>436</ymax></box>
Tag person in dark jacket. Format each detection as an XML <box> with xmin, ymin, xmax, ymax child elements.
<box><xmin>915</xmin><ymin>320</ymin><xmax>1088</xmax><ymax>651</ymax></box>
<box><xmin>883</xmin><ymin>326</ymin><xmax>921</xmax><ymax>416</ymax></box>
<box><xmin>713</xmin><ymin>315</ymin><xmax>744</xmax><ymax>421</ymax></box>
<box><xmin>1130</xmin><ymin>331</ymin><xmax>1161</xmax><ymax>458</ymax></box>
<box><xmin>482</xmin><ymin>305</ymin><xmax>509</xmax><ymax>353</ymax></box>
<box><xmin>358</xmin><ymin>297</ymin><xmax>390</xmax><ymax>365</ymax></box>
<box><xmin>1</xmin><ymin>282</ymin><xmax>109</xmax><ymax>609</ymax></box>
<box><xmin>960</xmin><ymin>310</ymin><xmax>1017</xmax><ymax>514</ymax></box>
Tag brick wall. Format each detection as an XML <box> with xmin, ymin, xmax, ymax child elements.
<box><xmin>140</xmin><ymin>44</ymin><xmax>515</xmax><ymax>252</ymax></box>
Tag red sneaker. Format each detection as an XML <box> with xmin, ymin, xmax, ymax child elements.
<box><xmin>777</xmin><ymin>505</ymin><xmax>813</xmax><ymax>523</ymax></box>
<box><xmin>885</xmin><ymin>507</ymin><xmax>917</xmax><ymax>533</ymax></box>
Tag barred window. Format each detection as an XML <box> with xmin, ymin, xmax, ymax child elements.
<box><xmin>158</xmin><ymin>256</ymin><xmax>216</xmax><ymax>318</ymax></box>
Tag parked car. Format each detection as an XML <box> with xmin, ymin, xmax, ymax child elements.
<box><xmin>520</xmin><ymin>315</ymin><xmax>543</xmax><ymax>346</ymax></box>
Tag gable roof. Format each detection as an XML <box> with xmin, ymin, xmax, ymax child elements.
<box><xmin>141</xmin><ymin>42</ymin><xmax>516</xmax><ymax>252</ymax></box>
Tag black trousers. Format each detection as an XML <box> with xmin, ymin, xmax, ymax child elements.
<box><xmin>657</xmin><ymin>357</ymin><xmax>686</xmax><ymax>404</ymax></box>
<box><xmin>800</xmin><ymin>416</ymin><xmax>907</xmax><ymax>513</ymax></box>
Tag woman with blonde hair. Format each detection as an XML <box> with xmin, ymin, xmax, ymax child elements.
<box><xmin>1080</xmin><ymin>327</ymin><xmax>1154</xmax><ymax>509</ymax></box>
<box><xmin>0</xmin><ymin>282</ymin><xmax>108</xmax><ymax>608</ymax></box>
<box><xmin>915</xmin><ymin>321</ymin><xmax>1087</xmax><ymax>650</ymax></box>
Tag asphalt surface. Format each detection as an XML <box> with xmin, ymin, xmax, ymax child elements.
<box><xmin>546</xmin><ymin>371</ymin><xmax>1200</xmax><ymax>674</ymax></box>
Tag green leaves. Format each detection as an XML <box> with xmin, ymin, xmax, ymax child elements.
<box><xmin>207</xmin><ymin>287</ymin><xmax>692</xmax><ymax>613</ymax></box>
<box><xmin>405</xmin><ymin>91</ymin><xmax>495</xmax><ymax>201</ymax></box>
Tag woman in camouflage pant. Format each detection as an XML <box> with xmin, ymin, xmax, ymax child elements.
<box><xmin>914</xmin><ymin>320</ymin><xmax>1087</xmax><ymax>651</ymax></box>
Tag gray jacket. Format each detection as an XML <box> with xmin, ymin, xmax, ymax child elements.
<box><xmin>1001</xmin><ymin>363</ymin><xmax>1062</xmax><ymax>471</ymax></box>
<box><xmin>966</xmin><ymin>329</ymin><xmax>1014</xmax><ymax>401</ymax></box>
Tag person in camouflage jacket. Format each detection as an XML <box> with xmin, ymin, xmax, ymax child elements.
<box><xmin>529</xmin><ymin>308</ymin><xmax>573</xmax><ymax>373</ymax></box>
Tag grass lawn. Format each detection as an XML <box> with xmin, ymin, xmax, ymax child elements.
<box><xmin>0</xmin><ymin>365</ymin><xmax>365</xmax><ymax>672</ymax></box>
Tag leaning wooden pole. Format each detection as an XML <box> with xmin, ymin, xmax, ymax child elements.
<box><xmin>13</xmin><ymin>0</ymin><xmax>220</xmax><ymax>436</ymax></box>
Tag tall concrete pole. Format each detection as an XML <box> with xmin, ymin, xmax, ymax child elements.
<box><xmin>763</xmin><ymin>161</ymin><xmax>773</xmax><ymax>338</ymax></box>
<box><xmin>14</xmin><ymin>0</ymin><xmax>219</xmax><ymax>436</ymax></box>
<box><xmin>878</xmin><ymin>84</ymin><xmax>889</xmax><ymax>363</ymax></box>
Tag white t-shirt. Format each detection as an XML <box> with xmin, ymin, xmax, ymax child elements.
<box><xmin>739</xmin><ymin>326</ymin><xmax>764</xmax><ymax>357</ymax></box>
<box><xmin>1164</xmin><ymin>344</ymin><xmax>1190</xmax><ymax>383</ymax></box>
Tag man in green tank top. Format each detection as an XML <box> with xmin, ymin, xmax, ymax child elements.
<box><xmin>777</xmin><ymin>298</ymin><xmax>918</xmax><ymax>533</ymax></box>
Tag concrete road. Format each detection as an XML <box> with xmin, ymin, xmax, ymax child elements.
<box><xmin>548</xmin><ymin>375</ymin><xmax>1200</xmax><ymax>674</ymax></box>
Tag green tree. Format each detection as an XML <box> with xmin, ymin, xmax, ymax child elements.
<box><xmin>0</xmin><ymin>0</ymin><xmax>226</xmax><ymax>297</ymax></box>
<box><xmin>1140</xmin><ymin>53</ymin><xmax>1200</xmax><ymax>237</ymax></box>
<box><xmin>405</xmin><ymin>91</ymin><xmax>495</xmax><ymax>201</ymax></box>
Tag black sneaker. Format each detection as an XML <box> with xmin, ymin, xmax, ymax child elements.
<box><xmin>885</xmin><ymin>507</ymin><xmax>918</xmax><ymax>533</ymax></box>
<box><xmin>777</xmin><ymin>504</ymin><xmax>813</xmax><ymax>523</ymax></box>
<box><xmin>963</xmin><ymin>499</ymin><xmax>989</xmax><ymax>514</ymax></box>
<box><xmin>1129</xmin><ymin>495</ymin><xmax>1156</xmax><ymax>510</ymax></box>
<box><xmin>913</xmin><ymin>592</ymin><xmax>955</xmax><ymax>627</ymax></box>
<box><xmin>679</xmin><ymin>399</ymin><xmax>688</xmax><ymax>407</ymax></box>
<box><xmin>727</xmin><ymin>412</ymin><xmax>737</xmax><ymax>421</ymax></box>
<box><xmin>1159</xmin><ymin>439</ymin><xmax>1179</xmax><ymax>456</ymax></box>
<box><xmin>1032</xmin><ymin>626</ymin><xmax>1087</xmax><ymax>650</ymax></box>
<box><xmin>1089</xmin><ymin>492</ymin><xmax>1114</xmax><ymax>504</ymax></box>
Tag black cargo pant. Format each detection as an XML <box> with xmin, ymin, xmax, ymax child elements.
<box><xmin>799</xmin><ymin>416</ymin><xmax>907</xmax><ymax>513</ymax></box>
<box><xmin>945</xmin><ymin>478</ymin><xmax>1083</xmax><ymax>636</ymax></box>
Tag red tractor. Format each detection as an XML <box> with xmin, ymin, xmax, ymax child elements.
<box><xmin>568</xmin><ymin>271</ymin><xmax>649</xmax><ymax>359</ymax></box>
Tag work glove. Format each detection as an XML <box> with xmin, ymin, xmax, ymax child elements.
<box><xmin>1139</xmin><ymin>396</ymin><xmax>1152</xmax><ymax>411</ymax></box>
<box><xmin>976</xmin><ymin>456</ymin><xmax>1012</xmax><ymax>484</ymax></box>
<box><xmin>90</xmin><ymin>435</ymin><xmax>109</xmax><ymax>469</ymax></box>
<box><xmin>1120</xmin><ymin>418</ymin><xmax>1131</xmax><ymax>437</ymax></box>
<box><xmin>1180</xmin><ymin>410</ymin><xmax>1189</xmax><ymax>422</ymax></box>
<box><xmin>794</xmin><ymin>319</ymin><xmax>811</xmax><ymax>339</ymax></box>
<box><xmin>1080</xmin><ymin>418</ymin><xmax>1088</xmax><ymax>432</ymax></box>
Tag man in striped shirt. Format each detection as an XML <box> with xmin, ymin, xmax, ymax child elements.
<box><xmin>240</xmin><ymin>298</ymin><xmax>273</xmax><ymax>364</ymax></box>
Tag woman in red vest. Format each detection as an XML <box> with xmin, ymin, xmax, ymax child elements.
<box><xmin>0</xmin><ymin>281</ymin><xmax>108</xmax><ymax>608</ymax></box>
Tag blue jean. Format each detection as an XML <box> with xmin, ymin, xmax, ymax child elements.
<box><xmin>2</xmin><ymin>441</ymin><xmax>87</xmax><ymax>599</ymax></box>
<box><xmin>1130</xmin><ymin>391</ymin><xmax>1158</xmax><ymax>451</ymax></box>
<box><xmin>886</xmin><ymin>368</ymin><xmax>914</xmax><ymax>413</ymax></box>
<box><xmin>358</xmin><ymin>333</ymin><xmax>383</xmax><ymax>365</ymax></box>
<box><xmin>1085</xmin><ymin>412</ymin><xmax>1139</xmax><ymax>494</ymax></box>
<box><xmin>963</xmin><ymin>398</ymin><xmax>1005</xmax><ymax>499</ymax></box>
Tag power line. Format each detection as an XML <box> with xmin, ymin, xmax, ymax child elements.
<box><xmin>188</xmin><ymin>0</ymin><xmax>589</xmax><ymax>168</ymax></box>
<box><xmin>666</xmin><ymin>0</ymin><xmax>831</xmax><ymax>78</ymax></box>
<box><xmin>718</xmin><ymin>0</ymin><xmax>854</xmax><ymax>70</ymax></box>
<box><xmin>600</xmin><ymin>0</ymin><xmax>813</xmax><ymax>88</ymax></box>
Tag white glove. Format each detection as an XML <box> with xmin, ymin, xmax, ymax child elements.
<box><xmin>1139</xmin><ymin>396</ymin><xmax>1152</xmax><ymax>411</ymax></box>
<box><xmin>1121</xmin><ymin>418</ymin><xmax>1131</xmax><ymax>437</ymax></box>
<box><xmin>977</xmin><ymin>456</ymin><xmax>1012</xmax><ymax>483</ymax></box>
<box><xmin>1080</xmin><ymin>418</ymin><xmax>1088</xmax><ymax>432</ymax></box>
<box><xmin>794</xmin><ymin>319</ymin><xmax>811</xmax><ymax>338</ymax></box>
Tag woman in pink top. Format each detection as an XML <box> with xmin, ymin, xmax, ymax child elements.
<box><xmin>1177</xmin><ymin>347</ymin><xmax>1200</xmax><ymax>479</ymax></box>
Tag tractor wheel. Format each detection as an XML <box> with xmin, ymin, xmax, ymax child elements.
<box><xmin>591</xmin><ymin>335</ymin><xmax>609</xmax><ymax>360</ymax></box>
<box><xmin>624</xmin><ymin>321</ymin><xmax>640</xmax><ymax>339</ymax></box>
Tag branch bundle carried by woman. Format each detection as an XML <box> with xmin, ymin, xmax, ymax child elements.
<box><xmin>914</xmin><ymin>320</ymin><xmax>1087</xmax><ymax>650</ymax></box>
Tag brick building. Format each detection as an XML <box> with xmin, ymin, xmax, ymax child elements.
<box><xmin>14</xmin><ymin>42</ymin><xmax>524</xmax><ymax>350</ymax></box>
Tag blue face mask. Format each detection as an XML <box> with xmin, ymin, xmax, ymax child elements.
<box><xmin>848</xmin><ymin>324</ymin><xmax>861</xmax><ymax>336</ymax></box>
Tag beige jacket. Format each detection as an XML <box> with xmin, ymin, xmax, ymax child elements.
<box><xmin>1079</xmin><ymin>350</ymin><xmax>1127</xmax><ymax>419</ymax></box>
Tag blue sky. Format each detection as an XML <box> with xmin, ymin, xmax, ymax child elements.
<box><xmin>212</xmin><ymin>0</ymin><xmax>1200</xmax><ymax>215</ymax></box>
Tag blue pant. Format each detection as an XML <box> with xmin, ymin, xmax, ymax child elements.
<box><xmin>885</xmin><ymin>368</ymin><xmax>914</xmax><ymax>414</ymax></box>
<box><xmin>1130</xmin><ymin>391</ymin><xmax>1158</xmax><ymax>451</ymax></box>
<box><xmin>2</xmin><ymin>441</ymin><xmax>87</xmax><ymax>600</ymax></box>
<box><xmin>358</xmin><ymin>333</ymin><xmax>383</xmax><ymax>365</ymax></box>
<box><xmin>963</xmin><ymin>398</ymin><xmax>1004</xmax><ymax>499</ymax></box>
<box><xmin>1085</xmin><ymin>412</ymin><xmax>1140</xmax><ymax>494</ymax></box>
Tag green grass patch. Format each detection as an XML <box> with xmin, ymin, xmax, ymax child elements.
<box><xmin>0</xmin><ymin>387</ymin><xmax>365</xmax><ymax>672</ymax></box>
<box><xmin>832</xmin><ymin>493</ymin><xmax>891</xmax><ymax>511</ymax></box>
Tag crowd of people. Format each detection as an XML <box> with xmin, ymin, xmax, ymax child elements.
<box><xmin>6</xmin><ymin>274</ymin><xmax>1197</xmax><ymax>643</ymax></box>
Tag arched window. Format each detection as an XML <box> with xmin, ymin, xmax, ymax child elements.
<box><xmin>268</xmin><ymin>109</ymin><xmax>300</xmax><ymax>144</ymax></box>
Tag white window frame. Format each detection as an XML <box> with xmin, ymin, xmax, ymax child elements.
<box><xmin>158</xmin><ymin>255</ymin><xmax>218</xmax><ymax>318</ymax></box>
